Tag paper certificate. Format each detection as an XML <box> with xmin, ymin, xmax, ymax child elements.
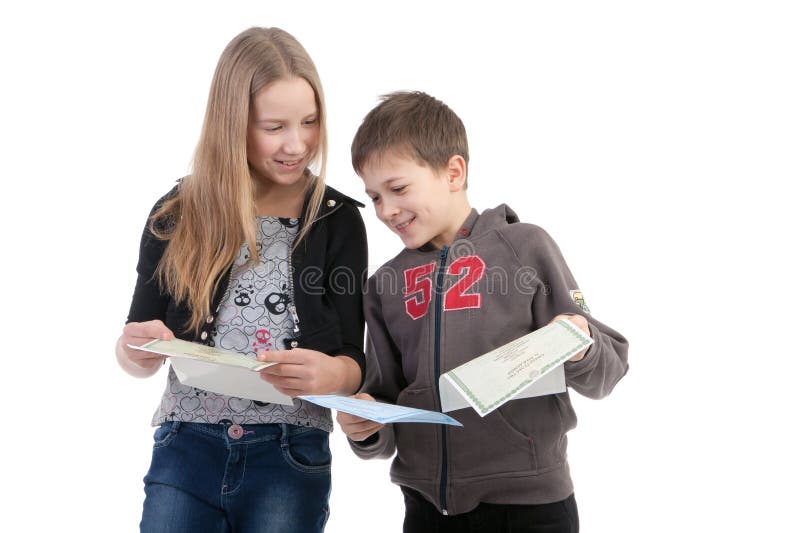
<box><xmin>439</xmin><ymin>366</ymin><xmax>566</xmax><ymax>413</ymax></box>
<box><xmin>129</xmin><ymin>338</ymin><xmax>293</xmax><ymax>405</ymax></box>
<box><xmin>300</xmin><ymin>395</ymin><xmax>463</xmax><ymax>427</ymax></box>
<box><xmin>439</xmin><ymin>319</ymin><xmax>593</xmax><ymax>417</ymax></box>
<box><xmin>131</xmin><ymin>338</ymin><xmax>274</xmax><ymax>371</ymax></box>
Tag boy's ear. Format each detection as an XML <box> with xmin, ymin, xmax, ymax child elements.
<box><xmin>445</xmin><ymin>155</ymin><xmax>467</xmax><ymax>192</ymax></box>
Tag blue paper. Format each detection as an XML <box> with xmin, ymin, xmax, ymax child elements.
<box><xmin>300</xmin><ymin>395</ymin><xmax>462</xmax><ymax>427</ymax></box>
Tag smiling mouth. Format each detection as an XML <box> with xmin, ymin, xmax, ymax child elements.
<box><xmin>395</xmin><ymin>217</ymin><xmax>415</xmax><ymax>231</ymax></box>
<box><xmin>276</xmin><ymin>158</ymin><xmax>303</xmax><ymax>168</ymax></box>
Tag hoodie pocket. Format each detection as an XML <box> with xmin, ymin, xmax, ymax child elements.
<box><xmin>447</xmin><ymin>404</ymin><xmax>538</xmax><ymax>479</ymax></box>
<box><xmin>497</xmin><ymin>394</ymin><xmax>569</xmax><ymax>473</ymax></box>
<box><xmin>392</xmin><ymin>387</ymin><xmax>441</xmax><ymax>482</ymax></box>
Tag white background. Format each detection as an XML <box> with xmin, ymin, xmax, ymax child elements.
<box><xmin>1</xmin><ymin>1</ymin><xmax>798</xmax><ymax>531</ymax></box>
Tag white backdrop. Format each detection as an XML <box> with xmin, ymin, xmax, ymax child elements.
<box><xmin>1</xmin><ymin>1</ymin><xmax>798</xmax><ymax>531</ymax></box>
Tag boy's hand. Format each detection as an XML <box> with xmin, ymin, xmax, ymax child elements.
<box><xmin>336</xmin><ymin>393</ymin><xmax>385</xmax><ymax>442</ymax></box>
<box><xmin>551</xmin><ymin>314</ymin><xmax>592</xmax><ymax>362</ymax></box>
<box><xmin>258</xmin><ymin>348</ymin><xmax>360</xmax><ymax>396</ymax></box>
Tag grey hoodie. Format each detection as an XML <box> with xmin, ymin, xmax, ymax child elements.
<box><xmin>351</xmin><ymin>205</ymin><xmax>629</xmax><ymax>515</ymax></box>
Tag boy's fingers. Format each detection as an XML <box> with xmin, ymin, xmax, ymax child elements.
<box><xmin>350</xmin><ymin>431</ymin><xmax>377</xmax><ymax>442</ymax></box>
<box><xmin>350</xmin><ymin>392</ymin><xmax>376</xmax><ymax>402</ymax></box>
<box><xmin>337</xmin><ymin>413</ymin><xmax>383</xmax><ymax>434</ymax></box>
<box><xmin>349</xmin><ymin>422</ymin><xmax>384</xmax><ymax>441</ymax></box>
<box><xmin>336</xmin><ymin>411</ymin><xmax>367</xmax><ymax>425</ymax></box>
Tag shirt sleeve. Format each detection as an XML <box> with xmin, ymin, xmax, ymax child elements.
<box><xmin>522</xmin><ymin>225</ymin><xmax>629</xmax><ymax>400</ymax></box>
<box><xmin>324</xmin><ymin>203</ymin><xmax>369</xmax><ymax>381</ymax></box>
<box><xmin>126</xmin><ymin>191</ymin><xmax>175</xmax><ymax>324</ymax></box>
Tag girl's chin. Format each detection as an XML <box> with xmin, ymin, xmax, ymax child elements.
<box><xmin>253</xmin><ymin>168</ymin><xmax>307</xmax><ymax>187</ymax></box>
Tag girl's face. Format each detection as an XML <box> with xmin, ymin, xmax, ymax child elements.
<box><xmin>247</xmin><ymin>77</ymin><xmax>320</xmax><ymax>189</ymax></box>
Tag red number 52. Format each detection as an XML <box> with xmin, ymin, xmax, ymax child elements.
<box><xmin>403</xmin><ymin>256</ymin><xmax>486</xmax><ymax>320</ymax></box>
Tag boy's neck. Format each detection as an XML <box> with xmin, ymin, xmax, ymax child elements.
<box><xmin>429</xmin><ymin>201</ymin><xmax>473</xmax><ymax>250</ymax></box>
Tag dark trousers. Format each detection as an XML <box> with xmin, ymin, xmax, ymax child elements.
<box><xmin>402</xmin><ymin>487</ymin><xmax>579</xmax><ymax>533</ymax></box>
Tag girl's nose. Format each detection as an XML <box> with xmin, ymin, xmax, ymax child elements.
<box><xmin>282</xmin><ymin>128</ymin><xmax>306</xmax><ymax>155</ymax></box>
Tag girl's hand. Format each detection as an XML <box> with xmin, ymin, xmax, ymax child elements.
<box><xmin>257</xmin><ymin>348</ymin><xmax>361</xmax><ymax>396</ymax></box>
<box><xmin>116</xmin><ymin>320</ymin><xmax>174</xmax><ymax>377</ymax></box>
<box><xmin>550</xmin><ymin>314</ymin><xmax>592</xmax><ymax>362</ymax></box>
<box><xmin>335</xmin><ymin>393</ymin><xmax>385</xmax><ymax>442</ymax></box>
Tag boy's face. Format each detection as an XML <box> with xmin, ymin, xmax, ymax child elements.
<box><xmin>361</xmin><ymin>150</ymin><xmax>461</xmax><ymax>250</ymax></box>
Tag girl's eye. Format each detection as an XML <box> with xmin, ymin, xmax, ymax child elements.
<box><xmin>303</xmin><ymin>117</ymin><xmax>318</xmax><ymax>126</ymax></box>
<box><xmin>264</xmin><ymin>125</ymin><xmax>282</xmax><ymax>132</ymax></box>
<box><xmin>370</xmin><ymin>195</ymin><xmax>380</xmax><ymax>203</ymax></box>
<box><xmin>391</xmin><ymin>185</ymin><xmax>407</xmax><ymax>193</ymax></box>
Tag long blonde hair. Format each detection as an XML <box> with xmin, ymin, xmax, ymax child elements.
<box><xmin>151</xmin><ymin>27</ymin><xmax>328</xmax><ymax>335</ymax></box>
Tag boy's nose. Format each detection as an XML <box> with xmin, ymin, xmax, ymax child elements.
<box><xmin>378</xmin><ymin>200</ymin><xmax>399</xmax><ymax>221</ymax></box>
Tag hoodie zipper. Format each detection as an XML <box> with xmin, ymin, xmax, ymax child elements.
<box><xmin>434</xmin><ymin>246</ymin><xmax>449</xmax><ymax>515</ymax></box>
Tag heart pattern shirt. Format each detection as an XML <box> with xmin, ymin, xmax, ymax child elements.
<box><xmin>151</xmin><ymin>216</ymin><xmax>332</xmax><ymax>431</ymax></box>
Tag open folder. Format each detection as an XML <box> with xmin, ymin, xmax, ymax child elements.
<box><xmin>129</xmin><ymin>338</ymin><xmax>293</xmax><ymax>405</ymax></box>
<box><xmin>439</xmin><ymin>319</ymin><xmax>592</xmax><ymax>417</ymax></box>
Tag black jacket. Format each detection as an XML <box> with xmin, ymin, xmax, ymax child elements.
<box><xmin>126</xmin><ymin>183</ymin><xmax>368</xmax><ymax>378</ymax></box>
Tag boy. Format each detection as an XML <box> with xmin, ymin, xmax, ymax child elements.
<box><xmin>338</xmin><ymin>91</ymin><xmax>628</xmax><ymax>533</ymax></box>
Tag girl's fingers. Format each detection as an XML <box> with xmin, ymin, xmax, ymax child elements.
<box><xmin>261</xmin><ymin>373</ymin><xmax>305</xmax><ymax>390</ymax></box>
<box><xmin>261</xmin><ymin>364</ymin><xmax>306</xmax><ymax>380</ymax></box>
<box><xmin>122</xmin><ymin>320</ymin><xmax>174</xmax><ymax>342</ymax></box>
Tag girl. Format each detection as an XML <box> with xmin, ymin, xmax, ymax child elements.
<box><xmin>116</xmin><ymin>27</ymin><xmax>367</xmax><ymax>532</ymax></box>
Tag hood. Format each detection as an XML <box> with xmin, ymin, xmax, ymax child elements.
<box><xmin>468</xmin><ymin>204</ymin><xmax>520</xmax><ymax>238</ymax></box>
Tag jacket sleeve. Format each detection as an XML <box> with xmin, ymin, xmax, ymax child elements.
<box><xmin>126</xmin><ymin>192</ymin><xmax>175</xmax><ymax>325</ymax></box>
<box><xmin>523</xmin><ymin>225</ymin><xmax>629</xmax><ymax>399</ymax></box>
<box><xmin>324</xmin><ymin>203</ymin><xmax>368</xmax><ymax>380</ymax></box>
<box><xmin>348</xmin><ymin>273</ymin><xmax>406</xmax><ymax>460</ymax></box>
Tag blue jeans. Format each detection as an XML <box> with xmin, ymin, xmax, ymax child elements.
<box><xmin>140</xmin><ymin>422</ymin><xmax>332</xmax><ymax>533</ymax></box>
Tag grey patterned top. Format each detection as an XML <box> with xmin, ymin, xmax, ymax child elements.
<box><xmin>151</xmin><ymin>216</ymin><xmax>333</xmax><ymax>431</ymax></box>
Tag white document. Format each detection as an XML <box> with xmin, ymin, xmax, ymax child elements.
<box><xmin>439</xmin><ymin>366</ymin><xmax>566</xmax><ymax>413</ymax></box>
<box><xmin>129</xmin><ymin>338</ymin><xmax>294</xmax><ymax>405</ymax></box>
<box><xmin>300</xmin><ymin>395</ymin><xmax>462</xmax><ymax>426</ymax></box>
<box><xmin>439</xmin><ymin>319</ymin><xmax>592</xmax><ymax>416</ymax></box>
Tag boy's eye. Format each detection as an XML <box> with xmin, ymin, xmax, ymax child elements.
<box><xmin>391</xmin><ymin>185</ymin><xmax>407</xmax><ymax>193</ymax></box>
<box><xmin>369</xmin><ymin>195</ymin><xmax>380</xmax><ymax>203</ymax></box>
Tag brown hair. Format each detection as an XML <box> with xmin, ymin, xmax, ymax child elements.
<box><xmin>151</xmin><ymin>27</ymin><xmax>328</xmax><ymax>335</ymax></box>
<box><xmin>351</xmin><ymin>91</ymin><xmax>469</xmax><ymax>184</ymax></box>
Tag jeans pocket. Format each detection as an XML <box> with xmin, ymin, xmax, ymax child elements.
<box><xmin>153</xmin><ymin>421</ymin><xmax>180</xmax><ymax>449</ymax></box>
<box><xmin>280</xmin><ymin>428</ymin><xmax>332</xmax><ymax>474</ymax></box>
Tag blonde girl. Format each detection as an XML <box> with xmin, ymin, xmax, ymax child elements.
<box><xmin>116</xmin><ymin>27</ymin><xmax>367</xmax><ymax>532</ymax></box>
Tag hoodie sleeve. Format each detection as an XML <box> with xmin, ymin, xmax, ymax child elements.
<box><xmin>348</xmin><ymin>273</ymin><xmax>406</xmax><ymax>460</ymax></box>
<box><xmin>520</xmin><ymin>225</ymin><xmax>629</xmax><ymax>399</ymax></box>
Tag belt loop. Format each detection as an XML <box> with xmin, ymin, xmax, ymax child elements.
<box><xmin>279</xmin><ymin>423</ymin><xmax>290</xmax><ymax>448</ymax></box>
